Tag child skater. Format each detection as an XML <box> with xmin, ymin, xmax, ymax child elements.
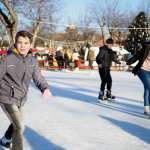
<box><xmin>0</xmin><ymin>30</ymin><xmax>51</xmax><ymax>150</ymax></box>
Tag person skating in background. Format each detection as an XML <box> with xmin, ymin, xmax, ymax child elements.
<box><xmin>87</xmin><ymin>47</ymin><xmax>95</xmax><ymax>75</ymax></box>
<box><xmin>48</xmin><ymin>51</ymin><xmax>54</xmax><ymax>70</ymax></box>
<box><xmin>64</xmin><ymin>50</ymin><xmax>69</xmax><ymax>72</ymax></box>
<box><xmin>96</xmin><ymin>38</ymin><xmax>121</xmax><ymax>103</ymax></box>
<box><xmin>126</xmin><ymin>42</ymin><xmax>150</xmax><ymax>115</ymax></box>
<box><xmin>32</xmin><ymin>51</ymin><xmax>38</xmax><ymax>59</ymax></box>
<box><xmin>55</xmin><ymin>48</ymin><xmax>63</xmax><ymax>70</ymax></box>
<box><xmin>44</xmin><ymin>54</ymin><xmax>49</xmax><ymax>69</ymax></box>
<box><xmin>72</xmin><ymin>49</ymin><xmax>80</xmax><ymax>71</ymax></box>
<box><xmin>0</xmin><ymin>31</ymin><xmax>51</xmax><ymax>150</ymax></box>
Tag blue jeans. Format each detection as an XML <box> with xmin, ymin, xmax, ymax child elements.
<box><xmin>138</xmin><ymin>69</ymin><xmax>150</xmax><ymax>106</ymax></box>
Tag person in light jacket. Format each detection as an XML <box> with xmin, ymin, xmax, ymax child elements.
<box><xmin>72</xmin><ymin>49</ymin><xmax>80</xmax><ymax>71</ymax></box>
<box><xmin>87</xmin><ymin>48</ymin><xmax>95</xmax><ymax>75</ymax></box>
<box><xmin>0</xmin><ymin>31</ymin><xmax>51</xmax><ymax>150</ymax></box>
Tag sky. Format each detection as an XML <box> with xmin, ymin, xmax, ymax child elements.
<box><xmin>57</xmin><ymin>0</ymin><xmax>142</xmax><ymax>34</ymax></box>
<box><xmin>63</xmin><ymin>0</ymin><xmax>141</xmax><ymax>23</ymax></box>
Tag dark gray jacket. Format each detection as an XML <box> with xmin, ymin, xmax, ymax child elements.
<box><xmin>0</xmin><ymin>45</ymin><xmax>50</xmax><ymax>107</ymax></box>
<box><xmin>96</xmin><ymin>45</ymin><xmax>121</xmax><ymax>69</ymax></box>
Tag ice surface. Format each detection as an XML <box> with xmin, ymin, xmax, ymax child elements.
<box><xmin>0</xmin><ymin>70</ymin><xmax>150</xmax><ymax>150</ymax></box>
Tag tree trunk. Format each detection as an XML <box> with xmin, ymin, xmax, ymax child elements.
<box><xmin>0</xmin><ymin>32</ymin><xmax>6</xmax><ymax>47</ymax></box>
<box><xmin>0</xmin><ymin>0</ymin><xmax>18</xmax><ymax>46</ymax></box>
<box><xmin>32</xmin><ymin>21</ymin><xmax>42</xmax><ymax>47</ymax></box>
<box><xmin>100</xmin><ymin>24</ymin><xmax>106</xmax><ymax>45</ymax></box>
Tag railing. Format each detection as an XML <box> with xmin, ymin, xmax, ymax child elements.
<box><xmin>38</xmin><ymin>59</ymin><xmax>134</xmax><ymax>71</ymax></box>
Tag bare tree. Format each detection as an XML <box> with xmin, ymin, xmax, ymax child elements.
<box><xmin>0</xmin><ymin>0</ymin><xmax>38</xmax><ymax>45</ymax></box>
<box><xmin>87</xmin><ymin>0</ymin><xmax>130</xmax><ymax>44</ymax></box>
<box><xmin>0</xmin><ymin>0</ymin><xmax>59</xmax><ymax>46</ymax></box>
<box><xmin>77</xmin><ymin>13</ymin><xmax>96</xmax><ymax>45</ymax></box>
<box><xmin>26</xmin><ymin>0</ymin><xmax>62</xmax><ymax>47</ymax></box>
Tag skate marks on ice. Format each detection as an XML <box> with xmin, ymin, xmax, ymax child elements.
<box><xmin>100</xmin><ymin>115</ymin><xmax>150</xmax><ymax>145</ymax></box>
<box><xmin>93</xmin><ymin>100</ymin><xmax>147</xmax><ymax>119</ymax></box>
<box><xmin>24</xmin><ymin>126</ymin><xmax>65</xmax><ymax>150</ymax></box>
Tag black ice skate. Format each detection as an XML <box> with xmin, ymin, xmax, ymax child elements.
<box><xmin>0</xmin><ymin>136</ymin><xmax>12</xmax><ymax>149</ymax></box>
<box><xmin>98</xmin><ymin>91</ymin><xmax>108</xmax><ymax>103</ymax></box>
<box><xmin>106</xmin><ymin>90</ymin><xmax>116</xmax><ymax>101</ymax></box>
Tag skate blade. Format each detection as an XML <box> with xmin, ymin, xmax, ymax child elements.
<box><xmin>98</xmin><ymin>99</ymin><xmax>108</xmax><ymax>103</ymax></box>
<box><xmin>107</xmin><ymin>98</ymin><xmax>116</xmax><ymax>101</ymax></box>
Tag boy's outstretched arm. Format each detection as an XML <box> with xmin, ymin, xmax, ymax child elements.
<box><xmin>42</xmin><ymin>89</ymin><xmax>51</xmax><ymax>100</ymax></box>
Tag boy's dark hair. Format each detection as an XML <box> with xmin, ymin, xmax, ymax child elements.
<box><xmin>15</xmin><ymin>30</ymin><xmax>33</xmax><ymax>43</ymax></box>
<box><xmin>106</xmin><ymin>38</ymin><xmax>114</xmax><ymax>44</ymax></box>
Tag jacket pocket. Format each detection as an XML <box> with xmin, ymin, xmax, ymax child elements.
<box><xmin>9</xmin><ymin>86</ymin><xmax>14</xmax><ymax>100</ymax></box>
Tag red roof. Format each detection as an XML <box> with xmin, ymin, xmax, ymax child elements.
<box><xmin>92</xmin><ymin>40</ymin><xmax>104</xmax><ymax>47</ymax></box>
<box><xmin>38</xmin><ymin>48</ymin><xmax>56</xmax><ymax>52</ymax></box>
<box><xmin>92</xmin><ymin>39</ymin><xmax>125</xmax><ymax>47</ymax></box>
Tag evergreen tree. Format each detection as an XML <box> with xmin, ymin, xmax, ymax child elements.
<box><xmin>124</xmin><ymin>12</ymin><xmax>150</xmax><ymax>55</ymax></box>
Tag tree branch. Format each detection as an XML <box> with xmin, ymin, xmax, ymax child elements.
<box><xmin>3</xmin><ymin>0</ymin><xmax>17</xmax><ymax>20</ymax></box>
<box><xmin>0</xmin><ymin>8</ymin><xmax>11</xmax><ymax>27</ymax></box>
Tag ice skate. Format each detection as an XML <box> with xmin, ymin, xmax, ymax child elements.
<box><xmin>98</xmin><ymin>91</ymin><xmax>108</xmax><ymax>103</ymax></box>
<box><xmin>106</xmin><ymin>90</ymin><xmax>116</xmax><ymax>101</ymax></box>
<box><xmin>89</xmin><ymin>70</ymin><xmax>95</xmax><ymax>75</ymax></box>
<box><xmin>64</xmin><ymin>69</ymin><xmax>68</xmax><ymax>72</ymax></box>
<box><xmin>144</xmin><ymin>106</ymin><xmax>149</xmax><ymax>115</ymax></box>
<box><xmin>0</xmin><ymin>135</ymin><xmax>12</xmax><ymax>149</ymax></box>
<box><xmin>74</xmin><ymin>67</ymin><xmax>79</xmax><ymax>72</ymax></box>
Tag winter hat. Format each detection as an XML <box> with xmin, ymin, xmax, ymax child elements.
<box><xmin>106</xmin><ymin>38</ymin><xmax>114</xmax><ymax>44</ymax></box>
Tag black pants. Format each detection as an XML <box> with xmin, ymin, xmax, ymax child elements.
<box><xmin>89</xmin><ymin>61</ymin><xmax>93</xmax><ymax>70</ymax></box>
<box><xmin>57</xmin><ymin>61</ymin><xmax>61</xmax><ymax>67</ymax></box>
<box><xmin>99</xmin><ymin>67</ymin><xmax>112</xmax><ymax>91</ymax></box>
<box><xmin>0</xmin><ymin>103</ymin><xmax>24</xmax><ymax>150</ymax></box>
<box><xmin>64</xmin><ymin>60</ymin><xmax>68</xmax><ymax>69</ymax></box>
<box><xmin>74</xmin><ymin>60</ymin><xmax>78</xmax><ymax>68</ymax></box>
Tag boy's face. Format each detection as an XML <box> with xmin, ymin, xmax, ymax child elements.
<box><xmin>15</xmin><ymin>36</ymin><xmax>33</xmax><ymax>57</ymax></box>
<box><xmin>106</xmin><ymin>43</ymin><xmax>113</xmax><ymax>49</ymax></box>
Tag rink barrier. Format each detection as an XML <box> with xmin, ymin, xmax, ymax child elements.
<box><xmin>38</xmin><ymin>59</ymin><xmax>134</xmax><ymax>71</ymax></box>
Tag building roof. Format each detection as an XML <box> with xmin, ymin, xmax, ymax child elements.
<box><xmin>92</xmin><ymin>39</ymin><xmax>125</xmax><ymax>47</ymax></box>
<box><xmin>38</xmin><ymin>48</ymin><xmax>56</xmax><ymax>52</ymax></box>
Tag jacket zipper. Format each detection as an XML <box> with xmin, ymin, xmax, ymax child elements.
<box><xmin>20</xmin><ymin>58</ymin><xmax>26</xmax><ymax>106</ymax></box>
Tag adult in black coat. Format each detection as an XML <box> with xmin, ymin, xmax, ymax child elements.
<box><xmin>64</xmin><ymin>50</ymin><xmax>69</xmax><ymax>71</ymax></box>
<box><xmin>55</xmin><ymin>49</ymin><xmax>63</xmax><ymax>69</ymax></box>
<box><xmin>48</xmin><ymin>51</ymin><xmax>54</xmax><ymax>66</ymax></box>
<box><xmin>96</xmin><ymin>38</ymin><xmax>121</xmax><ymax>102</ymax></box>
<box><xmin>126</xmin><ymin>42</ymin><xmax>150</xmax><ymax>114</ymax></box>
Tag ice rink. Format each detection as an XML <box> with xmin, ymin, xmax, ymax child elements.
<box><xmin>0</xmin><ymin>70</ymin><xmax>150</xmax><ymax>150</ymax></box>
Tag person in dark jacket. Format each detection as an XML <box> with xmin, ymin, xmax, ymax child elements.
<box><xmin>96</xmin><ymin>38</ymin><xmax>121</xmax><ymax>103</ymax></box>
<box><xmin>126</xmin><ymin>42</ymin><xmax>150</xmax><ymax>115</ymax></box>
<box><xmin>48</xmin><ymin>51</ymin><xmax>54</xmax><ymax>66</ymax></box>
<box><xmin>64</xmin><ymin>50</ymin><xmax>69</xmax><ymax>72</ymax></box>
<box><xmin>55</xmin><ymin>48</ymin><xmax>63</xmax><ymax>70</ymax></box>
<box><xmin>0</xmin><ymin>31</ymin><xmax>51</xmax><ymax>150</ymax></box>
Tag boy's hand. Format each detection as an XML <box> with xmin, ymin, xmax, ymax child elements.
<box><xmin>42</xmin><ymin>89</ymin><xmax>51</xmax><ymax>100</ymax></box>
<box><xmin>98</xmin><ymin>64</ymin><xmax>102</xmax><ymax>68</ymax></box>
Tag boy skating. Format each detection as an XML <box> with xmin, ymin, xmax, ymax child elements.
<box><xmin>96</xmin><ymin>38</ymin><xmax>121</xmax><ymax>103</ymax></box>
<box><xmin>0</xmin><ymin>31</ymin><xmax>51</xmax><ymax>150</ymax></box>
